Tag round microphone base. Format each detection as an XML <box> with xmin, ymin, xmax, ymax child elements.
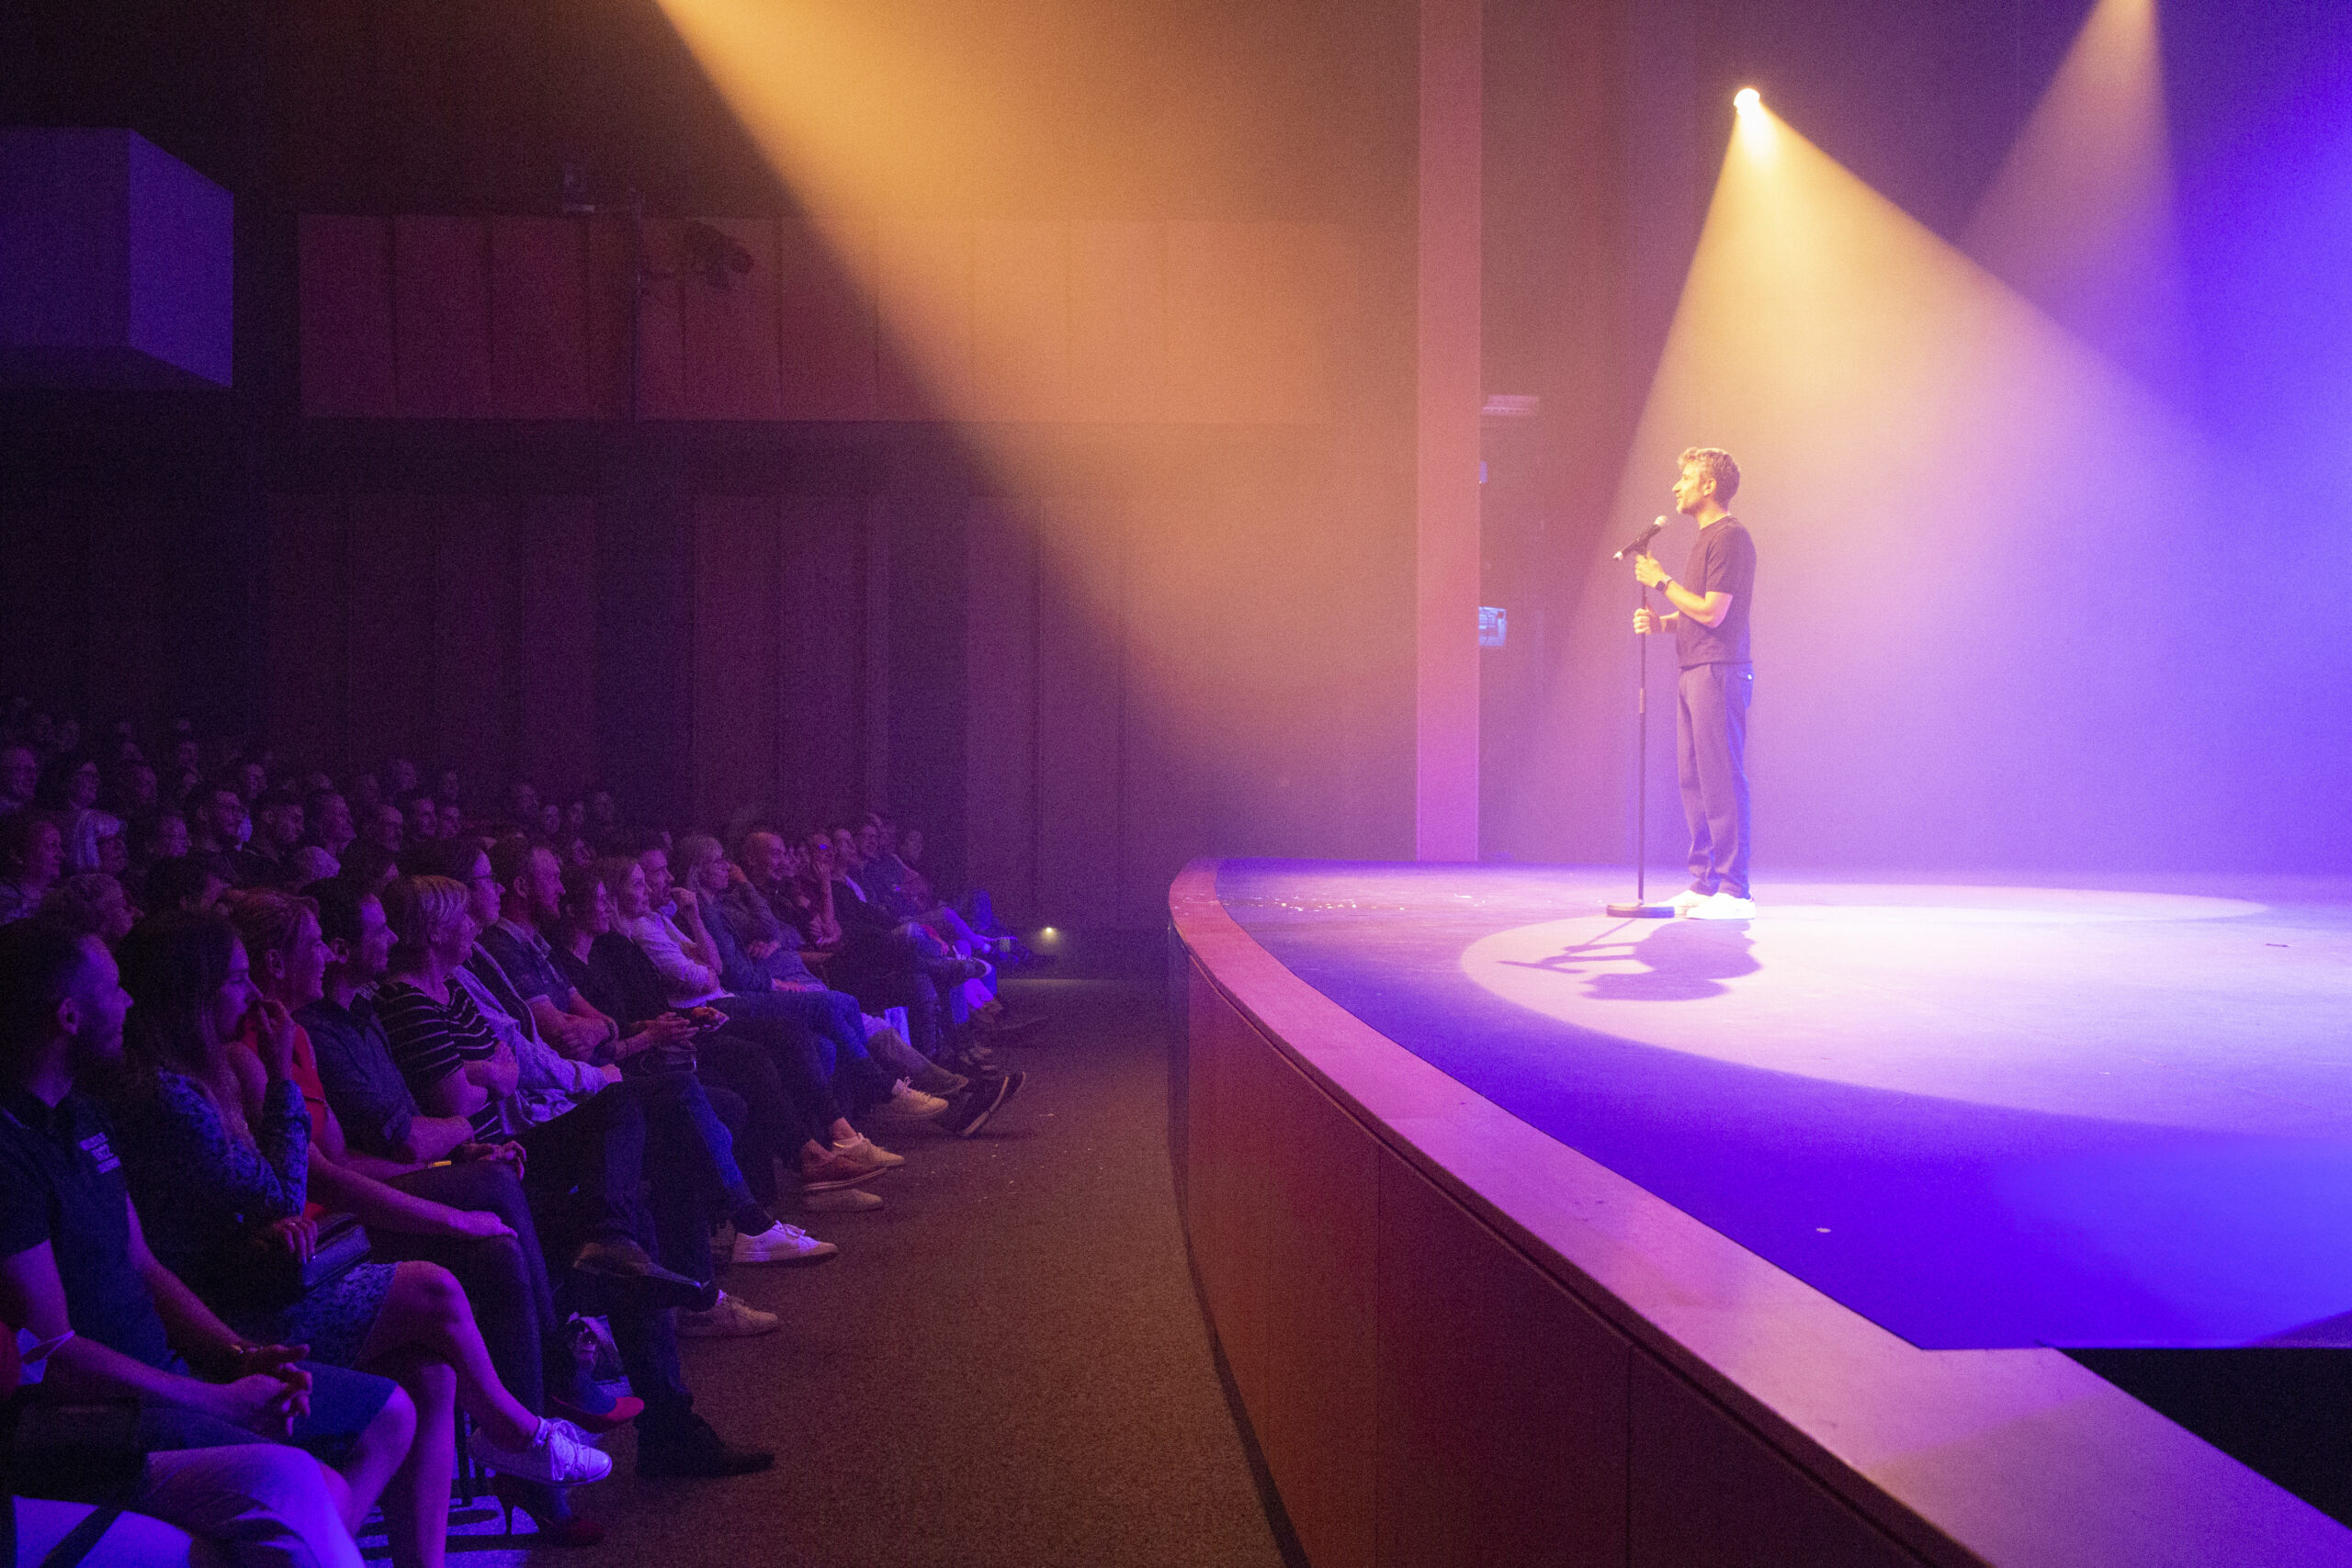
<box><xmin>1605</xmin><ymin>901</ymin><xmax>1677</xmax><ymax>919</ymax></box>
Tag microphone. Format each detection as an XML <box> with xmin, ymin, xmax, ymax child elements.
<box><xmin>1613</xmin><ymin>516</ymin><xmax>1668</xmax><ymax>560</ymax></box>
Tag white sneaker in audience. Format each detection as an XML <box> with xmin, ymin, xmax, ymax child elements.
<box><xmin>800</xmin><ymin>1186</ymin><xmax>884</xmax><ymax>1213</ymax></box>
<box><xmin>831</xmin><ymin>1135</ymin><xmax>904</xmax><ymax>1170</ymax></box>
<box><xmin>676</xmin><ymin>1291</ymin><xmax>781</xmax><ymax>1338</ymax></box>
<box><xmin>873</xmin><ymin>1078</ymin><xmax>953</xmax><ymax>1122</ymax></box>
<box><xmin>731</xmin><ymin>1222</ymin><xmax>837</xmax><ymax>1265</ymax></box>
<box><xmin>469</xmin><ymin>1417</ymin><xmax>614</xmax><ymax>1483</ymax></box>
<box><xmin>1666</xmin><ymin>887</ymin><xmax>1712</xmax><ymax>913</ymax></box>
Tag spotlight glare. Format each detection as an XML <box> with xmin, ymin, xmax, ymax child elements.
<box><xmin>1735</xmin><ymin>87</ymin><xmax>1762</xmax><ymax>114</ymax></box>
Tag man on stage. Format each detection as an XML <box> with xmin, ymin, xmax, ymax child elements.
<box><xmin>1634</xmin><ymin>447</ymin><xmax>1757</xmax><ymax>919</ymax></box>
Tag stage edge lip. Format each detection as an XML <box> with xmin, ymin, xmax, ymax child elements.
<box><xmin>1169</xmin><ymin>857</ymin><xmax>2352</xmax><ymax>1568</ymax></box>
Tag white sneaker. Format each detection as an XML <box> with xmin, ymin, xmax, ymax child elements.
<box><xmin>801</xmin><ymin>1186</ymin><xmax>884</xmax><ymax>1213</ymax></box>
<box><xmin>1687</xmin><ymin>892</ymin><xmax>1756</xmax><ymax>920</ymax></box>
<box><xmin>469</xmin><ymin>1417</ymin><xmax>614</xmax><ymax>1483</ymax></box>
<box><xmin>730</xmin><ymin>1222</ymin><xmax>838</xmax><ymax>1266</ymax></box>
<box><xmin>675</xmin><ymin>1290</ymin><xmax>781</xmax><ymax>1338</ymax></box>
<box><xmin>1666</xmin><ymin>887</ymin><xmax>1712</xmax><ymax>913</ymax></box>
<box><xmin>872</xmin><ymin>1078</ymin><xmax>953</xmax><ymax>1123</ymax></box>
<box><xmin>831</xmin><ymin>1135</ymin><xmax>905</xmax><ymax>1170</ymax></box>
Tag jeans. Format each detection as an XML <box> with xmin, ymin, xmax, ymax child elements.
<box><xmin>716</xmin><ymin>991</ymin><xmax>892</xmax><ymax>1111</ymax></box>
<box><xmin>515</xmin><ymin>1085</ymin><xmax>647</xmax><ymax>1247</ymax></box>
<box><xmin>1676</xmin><ymin>661</ymin><xmax>1754</xmax><ymax>898</ymax></box>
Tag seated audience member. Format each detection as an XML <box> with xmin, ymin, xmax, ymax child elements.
<box><xmin>230</xmin><ymin>759</ymin><xmax>268</xmax><ymax>806</ymax></box>
<box><xmin>396</xmin><ymin>794</ymin><xmax>439</xmax><ymax>845</ymax></box>
<box><xmin>794</xmin><ymin>831</ymin><xmax>844</xmax><ymax>948</ymax></box>
<box><xmin>555</xmin><ymin>863</ymin><xmax>884</xmax><ymax>1213</ymax></box>
<box><xmin>304</xmin><ymin>789</ymin><xmax>356</xmax><ymax>864</ymax></box>
<box><xmin>435</xmin><ymin>770</ymin><xmax>462</xmax><ymax>818</ymax></box>
<box><xmin>384</xmin><ymin>760</ymin><xmax>421</xmax><ymax>800</ymax></box>
<box><xmin>298</xmin><ymin>885</ymin><xmax>639</xmax><ymax>1436</ymax></box>
<box><xmin>188</xmin><ymin>784</ymin><xmax>273</xmax><ymax>888</ymax></box>
<box><xmin>379</xmin><ymin>873</ymin><xmax>779</xmax><ymax>1471</ymax></box>
<box><xmin>453</xmin><ymin>841</ymin><xmax>824</xmax><ymax>1281</ymax></box>
<box><xmin>329</xmin><ymin>843</ymin><xmax>400</xmax><ymax>901</ymax></box>
<box><xmin>37</xmin><ymin>751</ymin><xmax>118</xmax><ymax>875</ymax></box>
<box><xmin>134</xmin><ymin>808</ymin><xmax>191</xmax><ymax>878</ymax></box>
<box><xmin>620</xmin><ymin>842</ymin><xmax>912</xmax><ymax>1134</ymax></box>
<box><xmin>0</xmin><ymin>811</ymin><xmax>66</xmax><ymax>924</ymax></box>
<box><xmin>482</xmin><ymin>837</ymin><xmax>865</xmax><ymax>1249</ymax></box>
<box><xmin>500</xmin><ymin>783</ymin><xmax>540</xmax><ymax>833</ymax></box>
<box><xmin>356</xmin><ymin>803</ymin><xmax>402</xmax><ymax>859</ymax></box>
<box><xmin>105</xmin><ymin>756</ymin><xmax>163</xmax><ymax>823</ymax></box>
<box><xmin>0</xmin><ymin>741</ymin><xmax>38</xmax><ymax>818</ymax></box>
<box><xmin>0</xmin><ymin>919</ymin><xmax>390</xmax><ymax>1568</ymax></box>
<box><xmin>246</xmin><ymin>789</ymin><xmax>308</xmax><ymax>886</ymax></box>
<box><xmin>104</xmin><ymin>912</ymin><xmax>610</xmax><ymax>1564</ymax></box>
<box><xmin>40</xmin><ymin>871</ymin><xmax>137</xmax><ymax>948</ymax></box>
<box><xmin>147</xmin><ymin>853</ymin><xmax>233</xmax><ymax>918</ymax></box>
<box><xmin>678</xmin><ymin>835</ymin><xmax>1014</xmax><ymax>1133</ymax></box>
<box><xmin>230</xmin><ymin>887</ymin><xmax>618</xmax><ymax>1541</ymax></box>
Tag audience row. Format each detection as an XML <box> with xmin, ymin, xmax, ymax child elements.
<box><xmin>0</xmin><ymin>711</ymin><xmax>1043</xmax><ymax>1567</ymax></box>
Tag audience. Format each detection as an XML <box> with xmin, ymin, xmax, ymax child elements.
<box><xmin>0</xmin><ymin>701</ymin><xmax>1047</xmax><ymax>1556</ymax></box>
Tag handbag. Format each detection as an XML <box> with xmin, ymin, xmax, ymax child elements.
<box><xmin>239</xmin><ymin>1213</ymin><xmax>372</xmax><ymax>1312</ymax></box>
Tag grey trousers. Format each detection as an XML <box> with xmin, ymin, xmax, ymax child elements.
<box><xmin>129</xmin><ymin>1443</ymin><xmax>363</xmax><ymax>1568</ymax></box>
<box><xmin>1676</xmin><ymin>661</ymin><xmax>1754</xmax><ymax>898</ymax></box>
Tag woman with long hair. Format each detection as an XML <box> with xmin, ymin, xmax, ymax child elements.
<box><xmin>107</xmin><ymin>911</ymin><xmax>609</xmax><ymax>1568</ymax></box>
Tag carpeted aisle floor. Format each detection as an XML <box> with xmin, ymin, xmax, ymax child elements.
<box><xmin>529</xmin><ymin>950</ymin><xmax>1285</xmax><ymax>1568</ymax></box>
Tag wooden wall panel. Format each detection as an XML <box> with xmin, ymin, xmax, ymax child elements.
<box><xmin>1033</xmin><ymin>499</ymin><xmax>1123</xmax><ymax>926</ymax></box>
<box><xmin>630</xmin><ymin>220</ymin><xmax>689</xmax><ymax>421</ymax></box>
<box><xmin>585</xmin><ymin>216</ymin><xmax>638</xmax><ymax>420</ymax></box>
<box><xmin>972</xmin><ymin>220</ymin><xmax>1070</xmax><ymax>422</ymax></box>
<box><xmin>391</xmin><ymin>216</ymin><xmax>494</xmax><ymax>419</ymax></box>
<box><xmin>775</xmin><ymin>498</ymin><xmax>868</xmax><ymax>830</ymax></box>
<box><xmin>777</xmin><ymin>218</ymin><xmax>878</xmax><ymax>420</ymax></box>
<box><xmin>679</xmin><ymin>219</ymin><xmax>784</xmax><ymax>422</ymax></box>
<box><xmin>263</xmin><ymin>495</ymin><xmax>349</xmax><ymax>773</ymax></box>
<box><xmin>299</xmin><ymin>216</ymin><xmax>394</xmax><ymax>416</ymax></box>
<box><xmin>691</xmin><ymin>495</ymin><xmax>784</xmax><ymax>823</ymax></box>
<box><xmin>75</xmin><ymin>495</ymin><xmax>167</xmax><ymax>735</ymax></box>
<box><xmin>875</xmin><ymin>218</ymin><xmax>973</xmax><ymax>419</ymax></box>
<box><xmin>426</xmin><ymin>499</ymin><xmax>514</xmax><ymax>782</ymax></box>
<box><xmin>1070</xmin><ymin>220</ymin><xmax>1166</xmax><ymax>423</ymax></box>
<box><xmin>490</xmin><ymin>217</ymin><xmax>593</xmax><ymax>419</ymax></box>
<box><xmin>1168</xmin><ymin>221</ymin><xmax>1286</xmax><ymax>424</ymax></box>
<box><xmin>962</xmin><ymin>500</ymin><xmax>1039</xmax><ymax>926</ymax></box>
<box><xmin>0</xmin><ymin>494</ymin><xmax>91</xmax><ymax>710</ymax></box>
<box><xmin>1374</xmin><ymin>1144</ymin><xmax>1632</xmax><ymax>1568</ymax></box>
<box><xmin>514</xmin><ymin>497</ymin><xmax>599</xmax><ymax>797</ymax></box>
<box><xmin>343</xmin><ymin>497</ymin><xmax>433</xmax><ymax>771</ymax></box>
<box><xmin>1628</xmin><ymin>1355</ymin><xmax>1925</xmax><ymax>1568</ymax></box>
<box><xmin>1254</xmin><ymin>1035</ymin><xmax>1380</xmax><ymax>1568</ymax></box>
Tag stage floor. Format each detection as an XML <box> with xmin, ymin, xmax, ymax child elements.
<box><xmin>1215</xmin><ymin>861</ymin><xmax>2352</xmax><ymax>1350</ymax></box>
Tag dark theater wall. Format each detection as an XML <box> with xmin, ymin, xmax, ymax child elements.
<box><xmin>0</xmin><ymin>0</ymin><xmax>1423</xmax><ymax>924</ymax></box>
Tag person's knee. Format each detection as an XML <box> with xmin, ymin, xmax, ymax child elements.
<box><xmin>368</xmin><ymin>1382</ymin><xmax>418</xmax><ymax>1455</ymax></box>
<box><xmin>394</xmin><ymin>1259</ymin><xmax>470</xmax><ymax>1329</ymax></box>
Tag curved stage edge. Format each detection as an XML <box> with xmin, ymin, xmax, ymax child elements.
<box><xmin>1167</xmin><ymin>859</ymin><xmax>2352</xmax><ymax>1568</ymax></box>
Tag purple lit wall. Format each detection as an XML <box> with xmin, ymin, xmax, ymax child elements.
<box><xmin>1489</xmin><ymin>0</ymin><xmax>2352</xmax><ymax>880</ymax></box>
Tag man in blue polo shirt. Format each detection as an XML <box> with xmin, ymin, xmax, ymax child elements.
<box><xmin>0</xmin><ymin>919</ymin><xmax>386</xmax><ymax>1568</ymax></box>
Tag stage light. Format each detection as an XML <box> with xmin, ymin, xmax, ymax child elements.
<box><xmin>1735</xmin><ymin>88</ymin><xmax>1761</xmax><ymax>114</ymax></box>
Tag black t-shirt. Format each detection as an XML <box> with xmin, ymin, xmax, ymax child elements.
<box><xmin>1673</xmin><ymin>517</ymin><xmax>1757</xmax><ymax>669</ymax></box>
<box><xmin>0</xmin><ymin>1087</ymin><xmax>181</xmax><ymax>1371</ymax></box>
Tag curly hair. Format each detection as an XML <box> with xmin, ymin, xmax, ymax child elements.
<box><xmin>1678</xmin><ymin>446</ymin><xmax>1741</xmax><ymax>504</ymax></box>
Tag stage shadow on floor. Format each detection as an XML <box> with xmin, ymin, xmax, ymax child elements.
<box><xmin>1500</xmin><ymin>918</ymin><xmax>1758</xmax><ymax>1002</ymax></box>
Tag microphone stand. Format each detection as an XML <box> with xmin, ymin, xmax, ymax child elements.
<box><xmin>1607</xmin><ymin>566</ymin><xmax>1675</xmax><ymax>919</ymax></box>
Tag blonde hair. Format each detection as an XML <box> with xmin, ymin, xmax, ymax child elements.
<box><xmin>379</xmin><ymin>875</ymin><xmax>469</xmax><ymax>964</ymax></box>
<box><xmin>1678</xmin><ymin>446</ymin><xmax>1741</xmax><ymax>504</ymax></box>
<box><xmin>225</xmin><ymin>888</ymin><xmax>317</xmax><ymax>965</ymax></box>
<box><xmin>673</xmin><ymin>833</ymin><xmax>724</xmax><ymax>885</ymax></box>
